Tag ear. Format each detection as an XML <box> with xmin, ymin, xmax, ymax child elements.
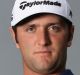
<box><xmin>67</xmin><ymin>25</ymin><xmax>74</xmax><ymax>47</ymax></box>
<box><xmin>9</xmin><ymin>26</ymin><xmax>20</xmax><ymax>48</ymax></box>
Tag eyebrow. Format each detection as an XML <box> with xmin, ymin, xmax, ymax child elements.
<box><xmin>23</xmin><ymin>22</ymin><xmax>65</xmax><ymax>28</ymax></box>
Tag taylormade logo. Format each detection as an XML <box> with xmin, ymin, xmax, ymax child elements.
<box><xmin>19</xmin><ymin>1</ymin><xmax>61</xmax><ymax>10</ymax></box>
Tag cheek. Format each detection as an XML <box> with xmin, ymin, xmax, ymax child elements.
<box><xmin>17</xmin><ymin>33</ymin><xmax>36</xmax><ymax>55</ymax></box>
<box><xmin>51</xmin><ymin>33</ymin><xmax>68</xmax><ymax>49</ymax></box>
<box><xmin>17</xmin><ymin>32</ymin><xmax>35</xmax><ymax>47</ymax></box>
<box><xmin>51</xmin><ymin>34</ymin><xmax>65</xmax><ymax>42</ymax></box>
<box><xmin>51</xmin><ymin>34</ymin><xmax>67</xmax><ymax>60</ymax></box>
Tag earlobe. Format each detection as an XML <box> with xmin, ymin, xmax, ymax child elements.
<box><xmin>16</xmin><ymin>43</ymin><xmax>20</xmax><ymax>48</ymax></box>
<box><xmin>9</xmin><ymin>26</ymin><xmax>20</xmax><ymax>48</ymax></box>
<box><xmin>67</xmin><ymin>41</ymin><xmax>72</xmax><ymax>47</ymax></box>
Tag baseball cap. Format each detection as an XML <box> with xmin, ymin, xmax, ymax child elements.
<box><xmin>11</xmin><ymin>0</ymin><xmax>73</xmax><ymax>26</ymax></box>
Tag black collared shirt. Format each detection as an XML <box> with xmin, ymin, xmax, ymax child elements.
<box><xmin>61</xmin><ymin>69</ymin><xmax>74</xmax><ymax>75</ymax></box>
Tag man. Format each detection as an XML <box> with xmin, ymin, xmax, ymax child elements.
<box><xmin>9</xmin><ymin>0</ymin><xmax>74</xmax><ymax>75</ymax></box>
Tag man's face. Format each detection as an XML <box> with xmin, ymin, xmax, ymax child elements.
<box><xmin>12</xmin><ymin>14</ymin><xmax>73</xmax><ymax>74</ymax></box>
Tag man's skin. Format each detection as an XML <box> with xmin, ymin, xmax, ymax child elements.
<box><xmin>10</xmin><ymin>14</ymin><xmax>74</xmax><ymax>75</ymax></box>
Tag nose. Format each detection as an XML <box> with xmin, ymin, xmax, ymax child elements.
<box><xmin>37</xmin><ymin>30</ymin><xmax>51</xmax><ymax>46</ymax></box>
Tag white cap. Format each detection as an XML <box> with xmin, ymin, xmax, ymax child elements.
<box><xmin>11</xmin><ymin>0</ymin><xmax>73</xmax><ymax>26</ymax></box>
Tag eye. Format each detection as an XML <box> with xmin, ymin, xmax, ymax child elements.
<box><xmin>48</xmin><ymin>25</ymin><xmax>62</xmax><ymax>33</ymax></box>
<box><xmin>26</xmin><ymin>25</ymin><xmax>36</xmax><ymax>33</ymax></box>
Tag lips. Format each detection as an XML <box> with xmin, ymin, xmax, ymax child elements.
<box><xmin>33</xmin><ymin>47</ymin><xmax>54</xmax><ymax>55</ymax></box>
<box><xmin>34</xmin><ymin>48</ymin><xmax>52</xmax><ymax>55</ymax></box>
<box><xmin>34</xmin><ymin>51</ymin><xmax>51</xmax><ymax>54</ymax></box>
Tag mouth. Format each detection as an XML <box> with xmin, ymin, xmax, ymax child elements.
<box><xmin>33</xmin><ymin>51</ymin><xmax>52</xmax><ymax>60</ymax></box>
<box><xmin>33</xmin><ymin>47</ymin><xmax>53</xmax><ymax>55</ymax></box>
<box><xmin>34</xmin><ymin>50</ymin><xmax>52</xmax><ymax>56</ymax></box>
<box><xmin>34</xmin><ymin>51</ymin><xmax>51</xmax><ymax>54</ymax></box>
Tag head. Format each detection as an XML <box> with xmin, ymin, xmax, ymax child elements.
<box><xmin>10</xmin><ymin>0</ymin><xmax>74</xmax><ymax>75</ymax></box>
